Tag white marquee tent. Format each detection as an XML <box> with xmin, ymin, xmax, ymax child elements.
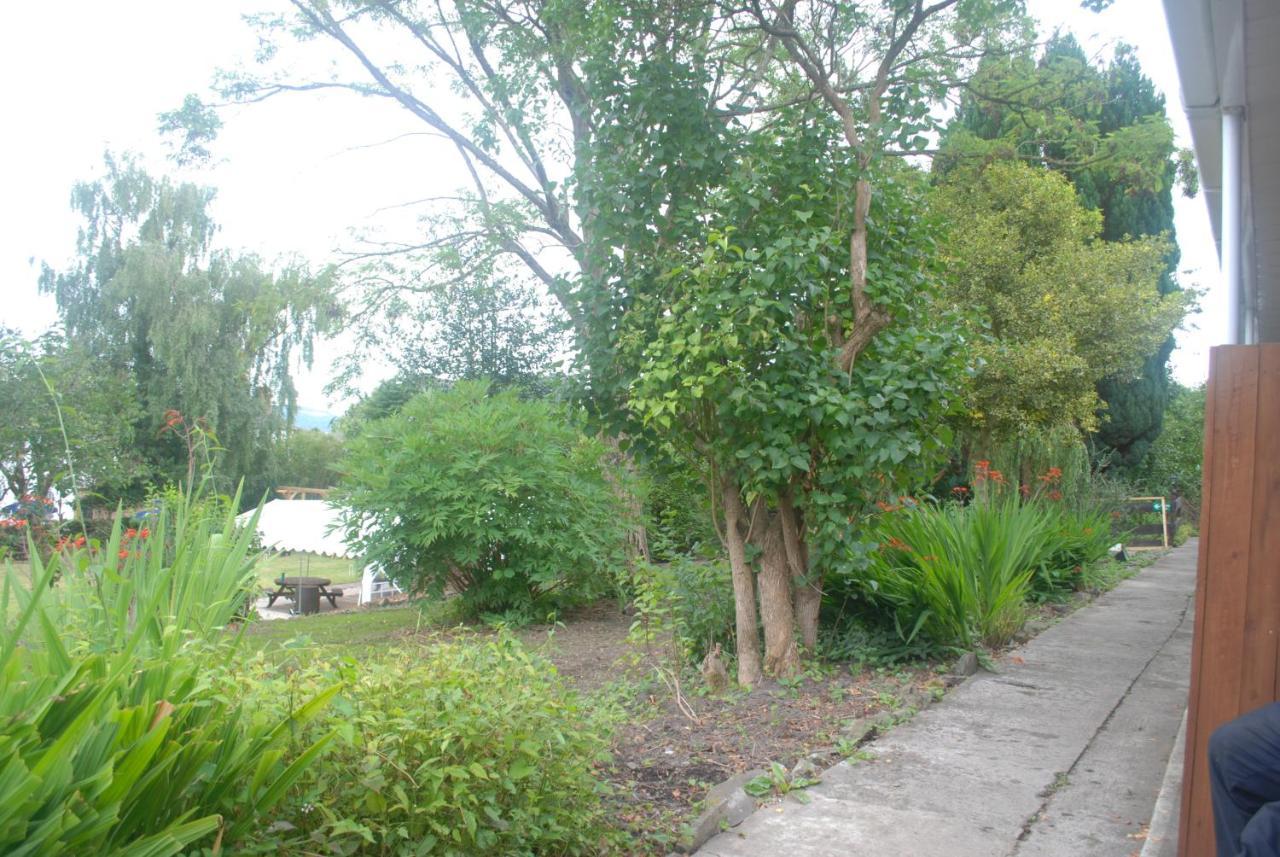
<box><xmin>237</xmin><ymin>499</ymin><xmax>353</xmax><ymax>557</ymax></box>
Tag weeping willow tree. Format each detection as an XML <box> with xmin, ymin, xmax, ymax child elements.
<box><xmin>39</xmin><ymin>154</ymin><xmax>336</xmax><ymax>503</ymax></box>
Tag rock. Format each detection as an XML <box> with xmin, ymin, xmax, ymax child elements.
<box><xmin>901</xmin><ymin>688</ymin><xmax>934</xmax><ymax>712</ymax></box>
<box><xmin>700</xmin><ymin>643</ymin><xmax>729</xmax><ymax>693</ymax></box>
<box><xmin>681</xmin><ymin>768</ymin><xmax>764</xmax><ymax>853</ymax></box>
<box><xmin>952</xmin><ymin>651</ymin><xmax>979</xmax><ymax>677</ymax></box>
<box><xmin>840</xmin><ymin>715</ymin><xmax>877</xmax><ymax>744</ymax></box>
<box><xmin>791</xmin><ymin>756</ymin><xmax>820</xmax><ymax>781</ymax></box>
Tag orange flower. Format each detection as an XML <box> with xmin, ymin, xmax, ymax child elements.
<box><xmin>951</xmin><ymin>485</ymin><xmax>969</xmax><ymax>496</ymax></box>
<box><xmin>74</xmin><ymin>535</ymin><xmax>86</xmax><ymax>547</ymax></box>
<box><xmin>884</xmin><ymin>536</ymin><xmax>912</xmax><ymax>552</ymax></box>
<box><xmin>989</xmin><ymin>470</ymin><xmax>1005</xmax><ymax>485</ymax></box>
<box><xmin>140</xmin><ymin>528</ymin><xmax>150</xmax><ymax>539</ymax></box>
<box><xmin>118</xmin><ymin>549</ymin><xmax>130</xmax><ymax>560</ymax></box>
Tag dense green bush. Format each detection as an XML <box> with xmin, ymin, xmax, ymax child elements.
<box><xmin>338</xmin><ymin>382</ymin><xmax>634</xmax><ymax>617</ymax></box>
<box><xmin>628</xmin><ymin>557</ymin><xmax>734</xmax><ymax>664</ymax></box>
<box><xmin>240</xmin><ymin>636</ymin><xmax>618</xmax><ymax>856</ymax></box>
<box><xmin>1138</xmin><ymin>383</ymin><xmax>1205</xmax><ymax>510</ymax></box>
<box><xmin>0</xmin><ymin>488</ymin><xmax>333</xmax><ymax>855</ymax></box>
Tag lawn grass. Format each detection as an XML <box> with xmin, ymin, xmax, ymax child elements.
<box><xmin>240</xmin><ymin>602</ymin><xmax>430</xmax><ymax>656</ymax></box>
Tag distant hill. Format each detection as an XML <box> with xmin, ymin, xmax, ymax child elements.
<box><xmin>294</xmin><ymin>407</ymin><xmax>338</xmax><ymax>432</ymax></box>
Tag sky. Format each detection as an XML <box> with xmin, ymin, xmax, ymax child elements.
<box><xmin>0</xmin><ymin>0</ymin><xmax>1221</xmax><ymax>414</ymax></box>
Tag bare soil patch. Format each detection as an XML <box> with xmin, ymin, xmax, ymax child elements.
<box><xmin>492</xmin><ymin>603</ymin><xmax>943</xmax><ymax>852</ymax></box>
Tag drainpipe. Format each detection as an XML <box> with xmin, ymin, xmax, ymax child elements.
<box><xmin>1222</xmin><ymin>106</ymin><xmax>1245</xmax><ymax>344</ymax></box>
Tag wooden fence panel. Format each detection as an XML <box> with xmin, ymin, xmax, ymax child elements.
<box><xmin>1181</xmin><ymin>345</ymin><xmax>1280</xmax><ymax>855</ymax></box>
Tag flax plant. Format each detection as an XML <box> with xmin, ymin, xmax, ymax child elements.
<box><xmin>0</xmin><ymin>486</ymin><xmax>336</xmax><ymax>856</ymax></box>
<box><xmin>867</xmin><ymin>498</ymin><xmax>1057</xmax><ymax>649</ymax></box>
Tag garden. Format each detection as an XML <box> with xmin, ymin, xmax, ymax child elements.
<box><xmin>0</xmin><ymin>0</ymin><xmax>1208</xmax><ymax>854</ymax></box>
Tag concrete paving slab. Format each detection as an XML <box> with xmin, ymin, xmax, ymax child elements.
<box><xmin>696</xmin><ymin>541</ymin><xmax>1197</xmax><ymax>857</ymax></box>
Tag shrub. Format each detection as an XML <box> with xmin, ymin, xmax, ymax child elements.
<box><xmin>338</xmin><ymin>382</ymin><xmax>635</xmax><ymax>617</ymax></box>
<box><xmin>862</xmin><ymin>498</ymin><xmax>1057</xmax><ymax>648</ymax></box>
<box><xmin>641</xmin><ymin>453</ymin><xmax>717</xmax><ymax>562</ymax></box>
<box><xmin>628</xmin><ymin>557</ymin><xmax>734</xmax><ymax>664</ymax></box>
<box><xmin>240</xmin><ymin>636</ymin><xmax>619</xmax><ymax>856</ymax></box>
<box><xmin>1138</xmin><ymin>383</ymin><xmax>1205</xmax><ymax>508</ymax></box>
<box><xmin>0</xmin><ymin>487</ymin><xmax>334</xmax><ymax>855</ymax></box>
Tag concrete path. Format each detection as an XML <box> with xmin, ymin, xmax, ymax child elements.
<box><xmin>697</xmin><ymin>541</ymin><xmax>1197</xmax><ymax>857</ymax></box>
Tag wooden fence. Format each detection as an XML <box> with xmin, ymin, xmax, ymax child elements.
<box><xmin>1180</xmin><ymin>344</ymin><xmax>1280</xmax><ymax>854</ymax></box>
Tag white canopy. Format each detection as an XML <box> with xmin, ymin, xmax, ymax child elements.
<box><xmin>237</xmin><ymin>499</ymin><xmax>355</xmax><ymax>558</ymax></box>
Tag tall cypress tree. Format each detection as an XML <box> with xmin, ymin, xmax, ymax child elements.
<box><xmin>1089</xmin><ymin>47</ymin><xmax>1180</xmax><ymax>469</ymax></box>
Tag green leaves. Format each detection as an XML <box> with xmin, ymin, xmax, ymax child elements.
<box><xmin>238</xmin><ymin>635</ymin><xmax>619</xmax><ymax>855</ymax></box>
<box><xmin>339</xmin><ymin>381</ymin><xmax>635</xmax><ymax>617</ymax></box>
<box><xmin>932</xmin><ymin>160</ymin><xmax>1187</xmax><ymax>439</ymax></box>
<box><xmin>0</xmin><ymin>489</ymin><xmax>336</xmax><ymax>854</ymax></box>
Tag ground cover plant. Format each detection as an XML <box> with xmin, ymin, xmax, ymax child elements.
<box><xmin>236</xmin><ymin>636</ymin><xmax>621</xmax><ymax>856</ymax></box>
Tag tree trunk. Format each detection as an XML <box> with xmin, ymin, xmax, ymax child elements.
<box><xmin>722</xmin><ymin>478</ymin><xmax>764</xmax><ymax>689</ymax></box>
<box><xmin>756</xmin><ymin>511</ymin><xmax>800</xmax><ymax>678</ymax></box>
<box><xmin>779</xmin><ymin>493</ymin><xmax>820</xmax><ymax>652</ymax></box>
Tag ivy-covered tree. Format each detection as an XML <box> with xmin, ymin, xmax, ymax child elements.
<box><xmin>39</xmin><ymin>154</ymin><xmax>334</xmax><ymax>501</ymax></box>
<box><xmin>940</xmin><ymin>36</ymin><xmax>1194</xmax><ymax>468</ymax></box>
<box><xmin>627</xmin><ymin>118</ymin><xmax>967</xmax><ymax>680</ymax></box>
<box><xmin>932</xmin><ymin>161</ymin><xmax>1186</xmax><ymax>448</ymax></box>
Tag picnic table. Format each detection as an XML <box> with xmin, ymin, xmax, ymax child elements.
<box><xmin>266</xmin><ymin>575</ymin><xmax>344</xmax><ymax>612</ymax></box>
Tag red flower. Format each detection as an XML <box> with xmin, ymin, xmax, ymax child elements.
<box><xmin>140</xmin><ymin>528</ymin><xmax>150</xmax><ymax>539</ymax></box>
<box><xmin>1039</xmin><ymin>466</ymin><xmax>1064</xmax><ymax>484</ymax></box>
<box><xmin>74</xmin><ymin>535</ymin><xmax>86</xmax><ymax>547</ymax></box>
<box><xmin>951</xmin><ymin>485</ymin><xmax>970</xmax><ymax>496</ymax></box>
<box><xmin>989</xmin><ymin>469</ymin><xmax>1005</xmax><ymax>485</ymax></box>
<box><xmin>125</xmin><ymin>528</ymin><xmax>137</xmax><ymax>539</ymax></box>
<box><xmin>118</xmin><ymin>549</ymin><xmax>130</xmax><ymax>560</ymax></box>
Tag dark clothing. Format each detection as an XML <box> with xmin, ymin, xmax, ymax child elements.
<box><xmin>1210</xmin><ymin>702</ymin><xmax>1280</xmax><ymax>856</ymax></box>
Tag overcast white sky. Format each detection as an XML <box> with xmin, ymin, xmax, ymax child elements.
<box><xmin>0</xmin><ymin>0</ymin><xmax>1221</xmax><ymax>413</ymax></box>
